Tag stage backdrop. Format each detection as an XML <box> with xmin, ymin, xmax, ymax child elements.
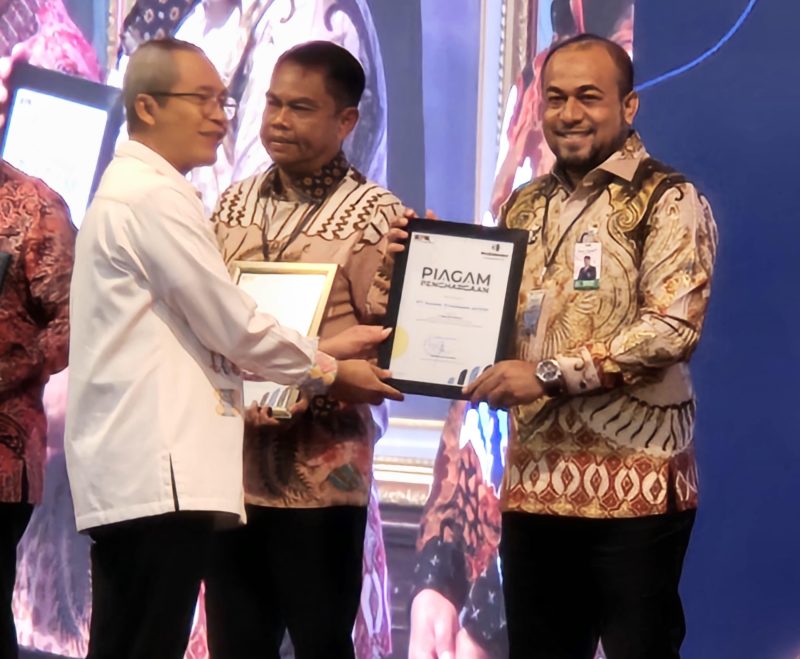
<box><xmin>3</xmin><ymin>1</ymin><xmax>798</xmax><ymax>658</ymax></box>
<box><xmin>405</xmin><ymin>1</ymin><xmax>800</xmax><ymax>658</ymax></box>
<box><xmin>634</xmin><ymin>1</ymin><xmax>800</xmax><ymax>657</ymax></box>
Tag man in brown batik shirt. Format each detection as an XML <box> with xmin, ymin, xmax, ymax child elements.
<box><xmin>206</xmin><ymin>41</ymin><xmax>401</xmax><ymax>659</ymax></box>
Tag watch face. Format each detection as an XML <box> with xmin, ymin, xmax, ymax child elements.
<box><xmin>537</xmin><ymin>360</ymin><xmax>560</xmax><ymax>382</ymax></box>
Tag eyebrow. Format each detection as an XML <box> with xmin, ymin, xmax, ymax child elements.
<box><xmin>546</xmin><ymin>84</ymin><xmax>604</xmax><ymax>94</ymax></box>
<box><xmin>266</xmin><ymin>92</ymin><xmax>320</xmax><ymax>106</ymax></box>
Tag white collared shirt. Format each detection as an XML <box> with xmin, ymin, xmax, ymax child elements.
<box><xmin>65</xmin><ymin>141</ymin><xmax>319</xmax><ymax>531</ymax></box>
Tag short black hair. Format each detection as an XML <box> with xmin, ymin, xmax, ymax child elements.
<box><xmin>275</xmin><ymin>40</ymin><xmax>365</xmax><ymax>109</ymax></box>
<box><xmin>541</xmin><ymin>33</ymin><xmax>634</xmax><ymax>97</ymax></box>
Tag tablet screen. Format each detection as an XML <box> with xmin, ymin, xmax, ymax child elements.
<box><xmin>2</xmin><ymin>88</ymin><xmax>109</xmax><ymax>226</ymax></box>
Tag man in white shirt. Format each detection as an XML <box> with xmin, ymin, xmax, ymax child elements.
<box><xmin>65</xmin><ymin>37</ymin><xmax>401</xmax><ymax>659</ymax></box>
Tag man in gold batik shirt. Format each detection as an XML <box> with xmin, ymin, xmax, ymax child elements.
<box><xmin>464</xmin><ymin>34</ymin><xmax>718</xmax><ymax>659</ymax></box>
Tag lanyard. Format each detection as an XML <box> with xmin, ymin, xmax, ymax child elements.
<box><xmin>540</xmin><ymin>185</ymin><xmax>606</xmax><ymax>276</ymax></box>
<box><xmin>262</xmin><ymin>201</ymin><xmax>323</xmax><ymax>262</ymax></box>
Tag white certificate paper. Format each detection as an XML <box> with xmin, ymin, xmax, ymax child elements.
<box><xmin>389</xmin><ymin>231</ymin><xmax>515</xmax><ymax>388</ymax></box>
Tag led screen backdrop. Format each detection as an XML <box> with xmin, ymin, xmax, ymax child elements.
<box><xmin>3</xmin><ymin>1</ymin><xmax>797</xmax><ymax>659</ymax></box>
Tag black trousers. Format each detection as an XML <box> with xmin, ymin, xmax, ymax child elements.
<box><xmin>86</xmin><ymin>511</ymin><xmax>217</xmax><ymax>659</ymax></box>
<box><xmin>0</xmin><ymin>502</ymin><xmax>33</xmax><ymax>659</ymax></box>
<box><xmin>500</xmin><ymin>510</ymin><xmax>696</xmax><ymax>659</ymax></box>
<box><xmin>205</xmin><ymin>505</ymin><xmax>367</xmax><ymax>659</ymax></box>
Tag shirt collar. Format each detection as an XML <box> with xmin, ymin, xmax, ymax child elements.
<box><xmin>552</xmin><ymin>131</ymin><xmax>648</xmax><ymax>189</ymax></box>
<box><xmin>259</xmin><ymin>152</ymin><xmax>351</xmax><ymax>202</ymax></box>
<box><xmin>116</xmin><ymin>140</ymin><xmax>200</xmax><ymax>200</ymax></box>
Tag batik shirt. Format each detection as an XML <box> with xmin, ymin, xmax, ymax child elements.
<box><xmin>500</xmin><ymin>132</ymin><xmax>718</xmax><ymax>518</ymax></box>
<box><xmin>212</xmin><ymin>153</ymin><xmax>402</xmax><ymax>508</ymax></box>
<box><xmin>0</xmin><ymin>160</ymin><xmax>74</xmax><ymax>504</ymax></box>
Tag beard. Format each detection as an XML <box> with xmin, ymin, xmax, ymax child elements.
<box><xmin>551</xmin><ymin>128</ymin><xmax>630</xmax><ymax>180</ymax></box>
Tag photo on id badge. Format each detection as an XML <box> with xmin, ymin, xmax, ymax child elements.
<box><xmin>574</xmin><ymin>241</ymin><xmax>601</xmax><ymax>290</ymax></box>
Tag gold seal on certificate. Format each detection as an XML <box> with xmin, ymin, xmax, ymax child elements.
<box><xmin>378</xmin><ymin>218</ymin><xmax>527</xmax><ymax>398</ymax></box>
<box><xmin>232</xmin><ymin>261</ymin><xmax>337</xmax><ymax>417</ymax></box>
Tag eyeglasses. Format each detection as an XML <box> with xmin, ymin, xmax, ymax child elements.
<box><xmin>147</xmin><ymin>91</ymin><xmax>238</xmax><ymax>120</ymax></box>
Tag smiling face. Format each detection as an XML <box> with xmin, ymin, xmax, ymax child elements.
<box><xmin>140</xmin><ymin>50</ymin><xmax>229</xmax><ymax>174</ymax></box>
<box><xmin>260</xmin><ymin>61</ymin><xmax>357</xmax><ymax>177</ymax></box>
<box><xmin>541</xmin><ymin>42</ymin><xmax>638</xmax><ymax>184</ymax></box>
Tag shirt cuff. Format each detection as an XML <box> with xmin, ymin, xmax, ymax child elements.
<box><xmin>556</xmin><ymin>346</ymin><xmax>603</xmax><ymax>395</ymax></box>
<box><xmin>299</xmin><ymin>349</ymin><xmax>338</xmax><ymax>398</ymax></box>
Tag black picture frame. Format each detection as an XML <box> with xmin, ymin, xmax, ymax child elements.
<box><xmin>378</xmin><ymin>218</ymin><xmax>528</xmax><ymax>399</ymax></box>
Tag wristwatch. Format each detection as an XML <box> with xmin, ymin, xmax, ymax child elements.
<box><xmin>535</xmin><ymin>359</ymin><xmax>565</xmax><ymax>396</ymax></box>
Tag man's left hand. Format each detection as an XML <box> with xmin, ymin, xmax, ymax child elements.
<box><xmin>462</xmin><ymin>360</ymin><xmax>545</xmax><ymax>408</ymax></box>
<box><xmin>387</xmin><ymin>207</ymin><xmax>439</xmax><ymax>255</ymax></box>
<box><xmin>244</xmin><ymin>396</ymin><xmax>309</xmax><ymax>427</ymax></box>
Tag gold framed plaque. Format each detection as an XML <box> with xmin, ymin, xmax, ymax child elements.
<box><xmin>232</xmin><ymin>261</ymin><xmax>337</xmax><ymax>418</ymax></box>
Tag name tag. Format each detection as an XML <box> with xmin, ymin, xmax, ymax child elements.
<box><xmin>517</xmin><ymin>289</ymin><xmax>548</xmax><ymax>361</ymax></box>
<box><xmin>573</xmin><ymin>241</ymin><xmax>601</xmax><ymax>290</ymax></box>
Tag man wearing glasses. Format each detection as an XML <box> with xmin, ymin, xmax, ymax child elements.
<box><xmin>146</xmin><ymin>89</ymin><xmax>239</xmax><ymax>121</ymax></box>
<box><xmin>65</xmin><ymin>37</ymin><xmax>401</xmax><ymax>659</ymax></box>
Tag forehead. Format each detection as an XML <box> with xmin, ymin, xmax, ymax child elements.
<box><xmin>269</xmin><ymin>62</ymin><xmax>332</xmax><ymax>101</ymax></box>
<box><xmin>543</xmin><ymin>44</ymin><xmax>620</xmax><ymax>93</ymax></box>
<box><xmin>172</xmin><ymin>50</ymin><xmax>225</xmax><ymax>91</ymax></box>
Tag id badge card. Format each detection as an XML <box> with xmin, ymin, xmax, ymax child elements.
<box><xmin>517</xmin><ymin>289</ymin><xmax>549</xmax><ymax>361</ymax></box>
<box><xmin>573</xmin><ymin>240</ymin><xmax>601</xmax><ymax>290</ymax></box>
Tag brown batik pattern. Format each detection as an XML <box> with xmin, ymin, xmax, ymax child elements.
<box><xmin>212</xmin><ymin>159</ymin><xmax>403</xmax><ymax>508</ymax></box>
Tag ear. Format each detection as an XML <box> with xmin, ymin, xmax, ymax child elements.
<box><xmin>133</xmin><ymin>93</ymin><xmax>159</xmax><ymax>128</ymax></box>
<box><xmin>338</xmin><ymin>106</ymin><xmax>359</xmax><ymax>141</ymax></box>
<box><xmin>622</xmin><ymin>90</ymin><xmax>639</xmax><ymax>126</ymax></box>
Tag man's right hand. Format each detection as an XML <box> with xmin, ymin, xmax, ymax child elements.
<box><xmin>328</xmin><ymin>360</ymin><xmax>403</xmax><ymax>405</ymax></box>
<box><xmin>409</xmin><ymin>588</ymin><xmax>459</xmax><ymax>659</ymax></box>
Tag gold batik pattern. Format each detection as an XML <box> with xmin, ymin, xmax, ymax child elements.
<box><xmin>500</xmin><ymin>133</ymin><xmax>718</xmax><ymax>518</ymax></box>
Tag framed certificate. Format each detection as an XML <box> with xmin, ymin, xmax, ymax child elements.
<box><xmin>0</xmin><ymin>63</ymin><xmax>124</xmax><ymax>226</ymax></box>
<box><xmin>232</xmin><ymin>261</ymin><xmax>338</xmax><ymax>417</ymax></box>
<box><xmin>378</xmin><ymin>218</ymin><xmax>527</xmax><ymax>399</ymax></box>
